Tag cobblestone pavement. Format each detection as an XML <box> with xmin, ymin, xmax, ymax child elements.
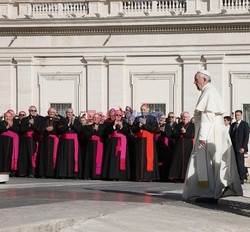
<box><xmin>0</xmin><ymin>177</ymin><xmax>249</xmax><ymax>232</ymax></box>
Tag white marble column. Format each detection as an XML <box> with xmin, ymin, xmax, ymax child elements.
<box><xmin>106</xmin><ymin>56</ymin><xmax>125</xmax><ymax>110</ymax></box>
<box><xmin>203</xmin><ymin>55</ymin><xmax>224</xmax><ymax>90</ymax></box>
<box><xmin>203</xmin><ymin>54</ymin><xmax>226</xmax><ymax>109</ymax></box>
<box><xmin>0</xmin><ymin>58</ymin><xmax>14</xmax><ymax>113</ymax></box>
<box><xmin>85</xmin><ymin>56</ymin><xmax>106</xmax><ymax>113</ymax></box>
<box><xmin>181</xmin><ymin>55</ymin><xmax>201</xmax><ymax>115</ymax></box>
<box><xmin>15</xmin><ymin>57</ymin><xmax>34</xmax><ymax>112</ymax></box>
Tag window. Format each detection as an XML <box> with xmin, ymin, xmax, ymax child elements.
<box><xmin>243</xmin><ymin>104</ymin><xmax>250</xmax><ymax>125</ymax></box>
<box><xmin>50</xmin><ymin>103</ymin><xmax>71</xmax><ymax>117</ymax></box>
<box><xmin>148</xmin><ymin>104</ymin><xmax>166</xmax><ymax>114</ymax></box>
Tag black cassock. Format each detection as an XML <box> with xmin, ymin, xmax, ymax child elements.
<box><xmin>102</xmin><ymin>121</ymin><xmax>130</xmax><ymax>180</ymax></box>
<box><xmin>132</xmin><ymin>114</ymin><xmax>159</xmax><ymax>181</ymax></box>
<box><xmin>0</xmin><ymin>120</ymin><xmax>19</xmax><ymax>173</ymax></box>
<box><xmin>56</xmin><ymin>117</ymin><xmax>81</xmax><ymax>178</ymax></box>
<box><xmin>18</xmin><ymin>115</ymin><xmax>44</xmax><ymax>177</ymax></box>
<box><xmin>38</xmin><ymin>116</ymin><xmax>60</xmax><ymax>178</ymax></box>
<box><xmin>155</xmin><ymin>124</ymin><xmax>172</xmax><ymax>181</ymax></box>
<box><xmin>168</xmin><ymin>122</ymin><xmax>195</xmax><ymax>181</ymax></box>
<box><xmin>78</xmin><ymin>126</ymin><xmax>89</xmax><ymax>179</ymax></box>
<box><xmin>83</xmin><ymin>123</ymin><xmax>106</xmax><ymax>179</ymax></box>
<box><xmin>127</xmin><ymin>124</ymin><xmax>136</xmax><ymax>181</ymax></box>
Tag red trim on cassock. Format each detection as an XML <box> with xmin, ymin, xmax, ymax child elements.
<box><xmin>136</xmin><ymin>130</ymin><xmax>154</xmax><ymax>172</ymax></box>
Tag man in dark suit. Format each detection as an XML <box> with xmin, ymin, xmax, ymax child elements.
<box><xmin>166</xmin><ymin>112</ymin><xmax>177</xmax><ymax>152</ymax></box>
<box><xmin>230</xmin><ymin>110</ymin><xmax>249</xmax><ymax>184</ymax></box>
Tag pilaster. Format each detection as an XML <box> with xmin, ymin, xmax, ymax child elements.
<box><xmin>106</xmin><ymin>56</ymin><xmax>125</xmax><ymax>110</ymax></box>
<box><xmin>15</xmin><ymin>57</ymin><xmax>33</xmax><ymax>113</ymax></box>
<box><xmin>203</xmin><ymin>55</ymin><xmax>225</xmax><ymax>92</ymax></box>
<box><xmin>203</xmin><ymin>54</ymin><xmax>226</xmax><ymax>110</ymax></box>
<box><xmin>180</xmin><ymin>55</ymin><xmax>201</xmax><ymax>115</ymax></box>
<box><xmin>84</xmin><ymin>56</ymin><xmax>105</xmax><ymax>112</ymax></box>
<box><xmin>0</xmin><ymin>58</ymin><xmax>14</xmax><ymax>113</ymax></box>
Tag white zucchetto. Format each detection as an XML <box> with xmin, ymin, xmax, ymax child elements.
<box><xmin>197</xmin><ymin>69</ymin><xmax>211</xmax><ymax>78</ymax></box>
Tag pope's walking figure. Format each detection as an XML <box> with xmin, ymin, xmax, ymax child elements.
<box><xmin>183</xmin><ymin>70</ymin><xmax>243</xmax><ymax>203</ymax></box>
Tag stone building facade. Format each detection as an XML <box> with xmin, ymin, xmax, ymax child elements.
<box><xmin>0</xmin><ymin>0</ymin><xmax>250</xmax><ymax>122</ymax></box>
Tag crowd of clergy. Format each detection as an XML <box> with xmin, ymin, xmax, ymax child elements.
<box><xmin>0</xmin><ymin>104</ymin><xmax>196</xmax><ymax>182</ymax></box>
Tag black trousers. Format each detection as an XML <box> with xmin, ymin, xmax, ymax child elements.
<box><xmin>235</xmin><ymin>151</ymin><xmax>246</xmax><ymax>182</ymax></box>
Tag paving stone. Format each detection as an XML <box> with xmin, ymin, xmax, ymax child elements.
<box><xmin>0</xmin><ymin>178</ymin><xmax>249</xmax><ymax>232</ymax></box>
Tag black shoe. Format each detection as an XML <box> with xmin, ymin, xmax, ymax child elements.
<box><xmin>195</xmin><ymin>198</ymin><xmax>218</xmax><ymax>204</ymax></box>
<box><xmin>9</xmin><ymin>172</ymin><xmax>16</xmax><ymax>177</ymax></box>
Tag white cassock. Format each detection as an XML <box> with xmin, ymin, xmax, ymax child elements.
<box><xmin>183</xmin><ymin>83</ymin><xmax>243</xmax><ymax>199</ymax></box>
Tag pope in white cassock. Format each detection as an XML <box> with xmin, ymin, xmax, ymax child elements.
<box><xmin>182</xmin><ymin>70</ymin><xmax>243</xmax><ymax>204</ymax></box>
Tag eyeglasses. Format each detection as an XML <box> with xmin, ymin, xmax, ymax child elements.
<box><xmin>116</xmin><ymin>114</ymin><xmax>122</xmax><ymax>116</ymax></box>
<box><xmin>168</xmin><ymin>116</ymin><xmax>174</xmax><ymax>118</ymax></box>
<box><xmin>19</xmin><ymin>114</ymin><xmax>25</xmax><ymax>116</ymax></box>
<box><xmin>30</xmin><ymin>110</ymin><xmax>37</xmax><ymax>112</ymax></box>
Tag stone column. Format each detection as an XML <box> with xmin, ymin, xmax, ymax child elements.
<box><xmin>203</xmin><ymin>55</ymin><xmax>224</xmax><ymax>92</ymax></box>
<box><xmin>15</xmin><ymin>57</ymin><xmax>33</xmax><ymax>112</ymax></box>
<box><xmin>180</xmin><ymin>55</ymin><xmax>201</xmax><ymax>114</ymax></box>
<box><xmin>203</xmin><ymin>54</ymin><xmax>226</xmax><ymax>108</ymax></box>
<box><xmin>106</xmin><ymin>56</ymin><xmax>125</xmax><ymax>110</ymax></box>
<box><xmin>0</xmin><ymin>58</ymin><xmax>14</xmax><ymax>113</ymax></box>
<box><xmin>84</xmin><ymin>56</ymin><xmax>105</xmax><ymax>113</ymax></box>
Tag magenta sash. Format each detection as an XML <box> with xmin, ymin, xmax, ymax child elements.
<box><xmin>154</xmin><ymin>133</ymin><xmax>160</xmax><ymax>141</ymax></box>
<box><xmin>22</xmin><ymin>131</ymin><xmax>39</xmax><ymax>169</ymax></box>
<box><xmin>90</xmin><ymin>135</ymin><xmax>103</xmax><ymax>175</ymax></box>
<box><xmin>60</xmin><ymin>133</ymin><xmax>79</xmax><ymax>172</ymax></box>
<box><xmin>108</xmin><ymin>131</ymin><xmax>127</xmax><ymax>170</ymax></box>
<box><xmin>0</xmin><ymin>130</ymin><xmax>19</xmax><ymax>170</ymax></box>
<box><xmin>48</xmin><ymin>134</ymin><xmax>59</xmax><ymax>168</ymax></box>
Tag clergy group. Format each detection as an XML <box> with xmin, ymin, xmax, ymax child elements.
<box><xmin>0</xmin><ymin>103</ymin><xmax>209</xmax><ymax>182</ymax></box>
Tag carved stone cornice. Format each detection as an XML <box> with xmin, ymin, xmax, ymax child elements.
<box><xmin>105</xmin><ymin>56</ymin><xmax>125</xmax><ymax>65</ymax></box>
<box><xmin>84</xmin><ymin>56</ymin><xmax>104</xmax><ymax>65</ymax></box>
<box><xmin>180</xmin><ymin>55</ymin><xmax>201</xmax><ymax>64</ymax></box>
<box><xmin>1</xmin><ymin>15</ymin><xmax>250</xmax><ymax>36</ymax></box>
<box><xmin>203</xmin><ymin>54</ymin><xmax>225</xmax><ymax>63</ymax></box>
<box><xmin>13</xmin><ymin>57</ymin><xmax>33</xmax><ymax>65</ymax></box>
<box><xmin>0</xmin><ymin>57</ymin><xmax>12</xmax><ymax>65</ymax></box>
<box><xmin>1</xmin><ymin>23</ymin><xmax>250</xmax><ymax>36</ymax></box>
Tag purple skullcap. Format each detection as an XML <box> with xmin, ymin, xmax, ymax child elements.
<box><xmin>7</xmin><ymin>109</ymin><xmax>14</xmax><ymax>114</ymax></box>
<box><xmin>109</xmin><ymin>108</ymin><xmax>116</xmax><ymax>113</ymax></box>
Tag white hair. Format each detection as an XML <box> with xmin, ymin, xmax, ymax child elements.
<box><xmin>197</xmin><ymin>70</ymin><xmax>211</xmax><ymax>82</ymax></box>
<box><xmin>180</xmin><ymin>111</ymin><xmax>190</xmax><ymax>118</ymax></box>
